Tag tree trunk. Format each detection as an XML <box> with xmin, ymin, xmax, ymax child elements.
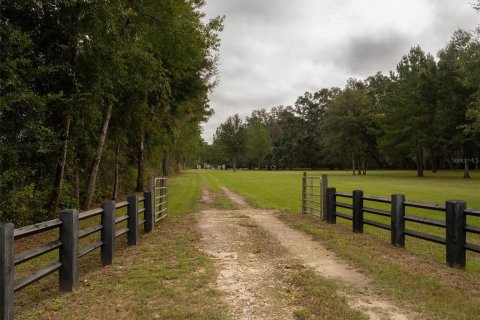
<box><xmin>416</xmin><ymin>147</ymin><xmax>424</xmax><ymax>177</ymax></box>
<box><xmin>112</xmin><ymin>143</ymin><xmax>120</xmax><ymax>200</ymax></box>
<box><xmin>362</xmin><ymin>158</ymin><xmax>367</xmax><ymax>175</ymax></box>
<box><xmin>47</xmin><ymin>117</ymin><xmax>71</xmax><ymax>217</ymax></box>
<box><xmin>352</xmin><ymin>153</ymin><xmax>356</xmax><ymax>175</ymax></box>
<box><xmin>136</xmin><ymin>134</ymin><xmax>144</xmax><ymax>192</ymax></box>
<box><xmin>368</xmin><ymin>150</ymin><xmax>386</xmax><ymax>169</ymax></box>
<box><xmin>162</xmin><ymin>153</ymin><xmax>169</xmax><ymax>177</ymax></box>
<box><xmin>233</xmin><ymin>155</ymin><xmax>237</xmax><ymax>172</ymax></box>
<box><xmin>174</xmin><ymin>153</ymin><xmax>180</xmax><ymax>173</ymax></box>
<box><xmin>446</xmin><ymin>158</ymin><xmax>453</xmax><ymax>170</ymax></box>
<box><xmin>430</xmin><ymin>146</ymin><xmax>437</xmax><ymax>173</ymax></box>
<box><xmin>83</xmin><ymin>103</ymin><xmax>113</xmax><ymax>210</ymax></box>
<box><xmin>464</xmin><ymin>159</ymin><xmax>470</xmax><ymax>178</ymax></box>
<box><xmin>73</xmin><ymin>169</ymin><xmax>80</xmax><ymax>204</ymax></box>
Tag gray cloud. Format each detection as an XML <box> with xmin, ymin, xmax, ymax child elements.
<box><xmin>340</xmin><ymin>31</ymin><xmax>412</xmax><ymax>75</ymax></box>
<box><xmin>202</xmin><ymin>0</ymin><xmax>479</xmax><ymax>143</ymax></box>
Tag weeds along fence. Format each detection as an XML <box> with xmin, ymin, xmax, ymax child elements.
<box><xmin>0</xmin><ymin>176</ymin><xmax>168</xmax><ymax>320</ymax></box>
<box><xmin>301</xmin><ymin>172</ymin><xmax>480</xmax><ymax>270</ymax></box>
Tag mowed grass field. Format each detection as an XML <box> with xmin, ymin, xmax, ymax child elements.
<box><xmin>196</xmin><ymin>169</ymin><xmax>480</xmax><ymax>210</ymax></box>
<box><xmin>196</xmin><ymin>169</ymin><xmax>480</xmax><ymax>271</ymax></box>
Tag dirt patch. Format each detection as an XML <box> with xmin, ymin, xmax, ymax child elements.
<box><xmin>197</xmin><ymin>190</ymin><xmax>295</xmax><ymax>319</ymax></box>
<box><xmin>199</xmin><ymin>187</ymin><xmax>415</xmax><ymax>320</ymax></box>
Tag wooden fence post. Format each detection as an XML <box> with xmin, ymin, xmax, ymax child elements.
<box><xmin>352</xmin><ymin>190</ymin><xmax>364</xmax><ymax>233</ymax></box>
<box><xmin>127</xmin><ymin>195</ymin><xmax>138</xmax><ymax>246</ymax></box>
<box><xmin>327</xmin><ymin>187</ymin><xmax>337</xmax><ymax>224</ymax></box>
<box><xmin>0</xmin><ymin>223</ymin><xmax>14</xmax><ymax>320</ymax></box>
<box><xmin>101</xmin><ymin>201</ymin><xmax>116</xmax><ymax>266</ymax></box>
<box><xmin>446</xmin><ymin>200</ymin><xmax>466</xmax><ymax>268</ymax></box>
<box><xmin>148</xmin><ymin>176</ymin><xmax>155</xmax><ymax>194</ymax></box>
<box><xmin>302</xmin><ymin>172</ymin><xmax>307</xmax><ymax>214</ymax></box>
<box><xmin>391</xmin><ymin>194</ymin><xmax>405</xmax><ymax>247</ymax></box>
<box><xmin>321</xmin><ymin>174</ymin><xmax>328</xmax><ymax>221</ymax></box>
<box><xmin>148</xmin><ymin>176</ymin><xmax>155</xmax><ymax>223</ymax></box>
<box><xmin>144</xmin><ymin>191</ymin><xmax>154</xmax><ymax>233</ymax></box>
<box><xmin>59</xmin><ymin>209</ymin><xmax>79</xmax><ymax>292</ymax></box>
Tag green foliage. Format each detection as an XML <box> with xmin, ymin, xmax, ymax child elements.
<box><xmin>245</xmin><ymin>122</ymin><xmax>272</xmax><ymax>168</ymax></box>
<box><xmin>213</xmin><ymin>114</ymin><xmax>246</xmax><ymax>170</ymax></box>
<box><xmin>435</xmin><ymin>30</ymin><xmax>477</xmax><ymax>166</ymax></box>
<box><xmin>380</xmin><ymin>46</ymin><xmax>438</xmax><ymax>176</ymax></box>
<box><xmin>322</xmin><ymin>80</ymin><xmax>378</xmax><ymax>174</ymax></box>
<box><xmin>0</xmin><ymin>178</ymin><xmax>48</xmax><ymax>225</ymax></box>
<box><xmin>0</xmin><ymin>0</ymin><xmax>223</xmax><ymax>225</ymax></box>
<box><xmin>458</xmin><ymin>26</ymin><xmax>480</xmax><ymax>135</ymax></box>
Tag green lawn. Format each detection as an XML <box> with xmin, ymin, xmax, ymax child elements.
<box><xmin>195</xmin><ymin>169</ymin><xmax>480</xmax><ymax>270</ymax></box>
<box><xmin>196</xmin><ymin>169</ymin><xmax>480</xmax><ymax>210</ymax></box>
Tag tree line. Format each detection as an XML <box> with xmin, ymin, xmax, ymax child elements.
<box><xmin>0</xmin><ymin>0</ymin><xmax>223</xmax><ymax>225</ymax></box>
<box><xmin>203</xmin><ymin>4</ymin><xmax>480</xmax><ymax>177</ymax></box>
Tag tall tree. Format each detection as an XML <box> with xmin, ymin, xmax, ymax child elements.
<box><xmin>381</xmin><ymin>46</ymin><xmax>438</xmax><ymax>177</ymax></box>
<box><xmin>293</xmin><ymin>90</ymin><xmax>330</xmax><ymax>168</ymax></box>
<box><xmin>270</xmin><ymin>106</ymin><xmax>302</xmax><ymax>169</ymax></box>
<box><xmin>436</xmin><ymin>30</ymin><xmax>477</xmax><ymax>177</ymax></box>
<box><xmin>214</xmin><ymin>114</ymin><xmax>246</xmax><ymax>172</ymax></box>
<box><xmin>322</xmin><ymin>80</ymin><xmax>377</xmax><ymax>175</ymax></box>
<box><xmin>245</xmin><ymin>122</ymin><xmax>272</xmax><ymax>168</ymax></box>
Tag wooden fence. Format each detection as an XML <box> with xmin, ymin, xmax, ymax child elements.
<box><xmin>313</xmin><ymin>184</ymin><xmax>480</xmax><ymax>269</ymax></box>
<box><xmin>0</xmin><ymin>176</ymin><xmax>167</xmax><ymax>320</ymax></box>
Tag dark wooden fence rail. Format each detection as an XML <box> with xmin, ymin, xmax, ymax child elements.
<box><xmin>0</xmin><ymin>176</ymin><xmax>167</xmax><ymax>320</ymax></box>
<box><xmin>323</xmin><ymin>186</ymin><xmax>480</xmax><ymax>270</ymax></box>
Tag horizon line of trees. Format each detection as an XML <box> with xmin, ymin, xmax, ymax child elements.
<box><xmin>1</xmin><ymin>0</ymin><xmax>223</xmax><ymax>225</ymax></box>
<box><xmin>200</xmin><ymin>4</ymin><xmax>480</xmax><ymax>177</ymax></box>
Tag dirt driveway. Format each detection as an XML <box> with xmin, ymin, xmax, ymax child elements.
<box><xmin>197</xmin><ymin>188</ymin><xmax>412</xmax><ymax>320</ymax></box>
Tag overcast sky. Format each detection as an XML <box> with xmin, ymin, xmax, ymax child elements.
<box><xmin>201</xmin><ymin>0</ymin><xmax>479</xmax><ymax>143</ymax></box>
